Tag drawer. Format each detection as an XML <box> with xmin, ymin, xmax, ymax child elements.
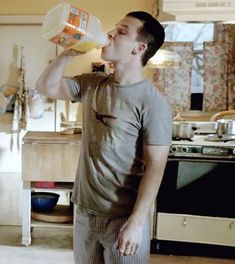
<box><xmin>22</xmin><ymin>142</ymin><xmax>80</xmax><ymax>182</ymax></box>
<box><xmin>157</xmin><ymin>212</ymin><xmax>235</xmax><ymax>247</ymax></box>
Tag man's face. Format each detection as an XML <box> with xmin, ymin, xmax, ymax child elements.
<box><xmin>101</xmin><ymin>16</ymin><xmax>143</xmax><ymax>64</ymax></box>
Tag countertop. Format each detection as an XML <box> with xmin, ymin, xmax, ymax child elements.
<box><xmin>176</xmin><ymin>111</ymin><xmax>217</xmax><ymax>121</ymax></box>
<box><xmin>22</xmin><ymin>131</ymin><xmax>82</xmax><ymax>144</ymax></box>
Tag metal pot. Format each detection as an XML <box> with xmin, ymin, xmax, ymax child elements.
<box><xmin>216</xmin><ymin>119</ymin><xmax>235</xmax><ymax>135</ymax></box>
<box><xmin>172</xmin><ymin>122</ymin><xmax>198</xmax><ymax>139</ymax></box>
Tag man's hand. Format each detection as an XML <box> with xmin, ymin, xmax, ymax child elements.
<box><xmin>116</xmin><ymin>221</ymin><xmax>143</xmax><ymax>256</ymax></box>
<box><xmin>58</xmin><ymin>48</ymin><xmax>86</xmax><ymax>57</ymax></box>
<box><xmin>115</xmin><ymin>145</ymin><xmax>170</xmax><ymax>257</ymax></box>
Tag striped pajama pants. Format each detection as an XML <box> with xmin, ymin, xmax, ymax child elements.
<box><xmin>73</xmin><ymin>208</ymin><xmax>150</xmax><ymax>264</ymax></box>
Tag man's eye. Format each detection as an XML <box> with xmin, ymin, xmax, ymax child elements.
<box><xmin>117</xmin><ymin>29</ymin><xmax>126</xmax><ymax>35</ymax></box>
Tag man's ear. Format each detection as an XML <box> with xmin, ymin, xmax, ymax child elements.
<box><xmin>132</xmin><ymin>42</ymin><xmax>147</xmax><ymax>55</ymax></box>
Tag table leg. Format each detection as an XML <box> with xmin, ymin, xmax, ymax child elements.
<box><xmin>22</xmin><ymin>182</ymin><xmax>31</xmax><ymax>246</ymax></box>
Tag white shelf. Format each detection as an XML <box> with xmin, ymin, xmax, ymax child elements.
<box><xmin>22</xmin><ymin>182</ymin><xmax>74</xmax><ymax>246</ymax></box>
<box><xmin>31</xmin><ymin>219</ymin><xmax>73</xmax><ymax>229</ymax></box>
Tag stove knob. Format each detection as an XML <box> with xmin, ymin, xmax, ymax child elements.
<box><xmin>182</xmin><ymin>147</ymin><xmax>189</xmax><ymax>153</ymax></box>
<box><xmin>171</xmin><ymin>146</ymin><xmax>178</xmax><ymax>153</ymax></box>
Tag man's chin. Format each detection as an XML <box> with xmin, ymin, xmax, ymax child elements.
<box><xmin>100</xmin><ymin>52</ymin><xmax>110</xmax><ymax>62</ymax></box>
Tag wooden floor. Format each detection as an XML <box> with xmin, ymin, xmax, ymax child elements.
<box><xmin>150</xmin><ymin>254</ymin><xmax>235</xmax><ymax>264</ymax></box>
<box><xmin>1</xmin><ymin>226</ymin><xmax>234</xmax><ymax>264</ymax></box>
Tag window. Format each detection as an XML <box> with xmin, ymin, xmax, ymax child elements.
<box><xmin>164</xmin><ymin>23</ymin><xmax>215</xmax><ymax>110</ymax></box>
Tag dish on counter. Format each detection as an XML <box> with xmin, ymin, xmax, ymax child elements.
<box><xmin>204</xmin><ymin>134</ymin><xmax>235</xmax><ymax>142</ymax></box>
<box><xmin>60</xmin><ymin>121</ymin><xmax>82</xmax><ymax>135</ymax></box>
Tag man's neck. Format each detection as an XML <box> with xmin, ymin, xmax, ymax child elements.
<box><xmin>113</xmin><ymin>62</ymin><xmax>144</xmax><ymax>86</ymax></box>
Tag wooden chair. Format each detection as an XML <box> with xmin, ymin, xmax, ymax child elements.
<box><xmin>210</xmin><ymin>110</ymin><xmax>235</xmax><ymax>121</ymax></box>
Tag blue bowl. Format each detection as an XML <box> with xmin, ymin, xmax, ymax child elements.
<box><xmin>31</xmin><ymin>192</ymin><xmax>60</xmax><ymax>212</ymax></box>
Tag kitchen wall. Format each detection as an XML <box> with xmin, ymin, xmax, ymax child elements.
<box><xmin>0</xmin><ymin>0</ymin><xmax>155</xmax><ymax>26</ymax></box>
<box><xmin>0</xmin><ymin>0</ymin><xmax>155</xmax><ymax>225</ymax></box>
<box><xmin>0</xmin><ymin>0</ymin><xmax>155</xmax><ymax>76</ymax></box>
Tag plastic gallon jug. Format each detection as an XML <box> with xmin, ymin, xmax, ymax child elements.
<box><xmin>41</xmin><ymin>2</ymin><xmax>107</xmax><ymax>52</ymax></box>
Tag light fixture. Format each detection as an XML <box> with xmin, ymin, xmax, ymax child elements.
<box><xmin>221</xmin><ymin>20</ymin><xmax>235</xmax><ymax>24</ymax></box>
<box><xmin>147</xmin><ymin>49</ymin><xmax>181</xmax><ymax>69</ymax></box>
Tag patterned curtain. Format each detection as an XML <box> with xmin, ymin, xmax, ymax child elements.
<box><xmin>153</xmin><ymin>42</ymin><xmax>193</xmax><ymax>114</ymax></box>
<box><xmin>203</xmin><ymin>24</ymin><xmax>235</xmax><ymax>111</ymax></box>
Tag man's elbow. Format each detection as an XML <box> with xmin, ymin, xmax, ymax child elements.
<box><xmin>35</xmin><ymin>78</ymin><xmax>54</xmax><ymax>98</ymax></box>
<box><xmin>35</xmin><ymin>78</ymin><xmax>45</xmax><ymax>95</ymax></box>
<box><xmin>35</xmin><ymin>78</ymin><xmax>72</xmax><ymax>101</ymax></box>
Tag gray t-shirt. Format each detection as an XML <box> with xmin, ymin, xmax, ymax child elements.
<box><xmin>66</xmin><ymin>72</ymin><xmax>172</xmax><ymax>218</ymax></box>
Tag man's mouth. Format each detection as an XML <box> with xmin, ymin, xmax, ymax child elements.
<box><xmin>102</xmin><ymin>41</ymin><xmax>110</xmax><ymax>51</ymax></box>
<box><xmin>105</xmin><ymin>40</ymin><xmax>111</xmax><ymax>47</ymax></box>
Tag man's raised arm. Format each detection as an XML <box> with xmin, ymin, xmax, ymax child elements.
<box><xmin>36</xmin><ymin>49</ymin><xmax>83</xmax><ymax>100</ymax></box>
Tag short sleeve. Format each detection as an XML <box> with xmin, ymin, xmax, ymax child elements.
<box><xmin>143</xmin><ymin>94</ymin><xmax>173</xmax><ymax>145</ymax></box>
<box><xmin>64</xmin><ymin>76</ymin><xmax>81</xmax><ymax>102</ymax></box>
<box><xmin>65</xmin><ymin>72</ymin><xmax>108</xmax><ymax>102</ymax></box>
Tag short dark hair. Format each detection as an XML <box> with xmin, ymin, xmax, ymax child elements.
<box><xmin>126</xmin><ymin>11</ymin><xmax>165</xmax><ymax>66</ymax></box>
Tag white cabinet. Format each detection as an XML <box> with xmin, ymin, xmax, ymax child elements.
<box><xmin>22</xmin><ymin>131</ymin><xmax>80</xmax><ymax>246</ymax></box>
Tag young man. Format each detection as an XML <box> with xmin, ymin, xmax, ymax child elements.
<box><xmin>36</xmin><ymin>11</ymin><xmax>172</xmax><ymax>264</ymax></box>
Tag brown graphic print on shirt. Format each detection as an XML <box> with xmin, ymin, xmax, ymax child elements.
<box><xmin>91</xmin><ymin>108</ymin><xmax>117</xmax><ymax>127</ymax></box>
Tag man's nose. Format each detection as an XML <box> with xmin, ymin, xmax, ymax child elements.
<box><xmin>108</xmin><ymin>29</ymin><xmax>116</xmax><ymax>38</ymax></box>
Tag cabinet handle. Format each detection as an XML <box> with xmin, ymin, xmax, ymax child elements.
<box><xmin>229</xmin><ymin>221</ymin><xmax>234</xmax><ymax>229</ymax></box>
<box><xmin>183</xmin><ymin>217</ymin><xmax>187</xmax><ymax>226</ymax></box>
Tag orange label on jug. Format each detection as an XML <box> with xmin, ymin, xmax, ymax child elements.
<box><xmin>50</xmin><ymin>5</ymin><xmax>89</xmax><ymax>49</ymax></box>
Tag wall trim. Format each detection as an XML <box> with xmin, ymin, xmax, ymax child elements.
<box><xmin>0</xmin><ymin>15</ymin><xmax>44</xmax><ymax>25</ymax></box>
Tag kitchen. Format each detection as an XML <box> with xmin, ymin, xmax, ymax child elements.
<box><xmin>1</xmin><ymin>0</ymin><xmax>235</xmax><ymax>263</ymax></box>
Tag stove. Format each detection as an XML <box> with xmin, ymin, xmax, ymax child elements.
<box><xmin>153</xmin><ymin>121</ymin><xmax>235</xmax><ymax>253</ymax></box>
<box><xmin>170</xmin><ymin>122</ymin><xmax>235</xmax><ymax>159</ymax></box>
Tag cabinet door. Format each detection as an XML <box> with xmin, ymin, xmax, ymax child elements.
<box><xmin>22</xmin><ymin>143</ymin><xmax>80</xmax><ymax>182</ymax></box>
<box><xmin>157</xmin><ymin>212</ymin><xmax>235</xmax><ymax>247</ymax></box>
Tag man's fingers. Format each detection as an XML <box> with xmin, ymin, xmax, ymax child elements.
<box><xmin>123</xmin><ymin>242</ymin><xmax>131</xmax><ymax>255</ymax></box>
<box><xmin>130</xmin><ymin>244</ymin><xmax>138</xmax><ymax>255</ymax></box>
<box><xmin>119</xmin><ymin>242</ymin><xmax>126</xmax><ymax>255</ymax></box>
<box><xmin>59</xmin><ymin>49</ymin><xmax>85</xmax><ymax>58</ymax></box>
<box><xmin>115</xmin><ymin>235</ymin><xmax>123</xmax><ymax>250</ymax></box>
<box><xmin>119</xmin><ymin>242</ymin><xmax>138</xmax><ymax>256</ymax></box>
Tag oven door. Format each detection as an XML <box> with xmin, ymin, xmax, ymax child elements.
<box><xmin>157</xmin><ymin>158</ymin><xmax>235</xmax><ymax>217</ymax></box>
<box><xmin>151</xmin><ymin>158</ymin><xmax>235</xmax><ymax>254</ymax></box>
